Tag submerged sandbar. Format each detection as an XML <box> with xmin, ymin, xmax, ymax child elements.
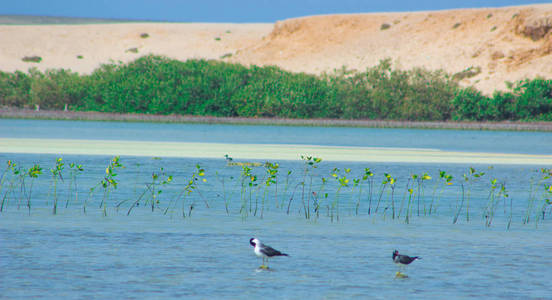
<box><xmin>1</xmin><ymin>138</ymin><xmax>551</xmax><ymax>165</ymax></box>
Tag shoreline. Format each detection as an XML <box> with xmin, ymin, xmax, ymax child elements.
<box><xmin>2</xmin><ymin>108</ymin><xmax>552</xmax><ymax>131</ymax></box>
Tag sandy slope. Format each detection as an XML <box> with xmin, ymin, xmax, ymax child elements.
<box><xmin>1</xmin><ymin>4</ymin><xmax>551</xmax><ymax>94</ymax></box>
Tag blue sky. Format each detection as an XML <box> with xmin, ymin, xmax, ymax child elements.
<box><xmin>2</xmin><ymin>0</ymin><xmax>550</xmax><ymax>22</ymax></box>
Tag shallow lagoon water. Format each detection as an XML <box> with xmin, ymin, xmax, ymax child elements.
<box><xmin>1</xmin><ymin>120</ymin><xmax>551</xmax><ymax>299</ymax></box>
<box><xmin>1</xmin><ymin>118</ymin><xmax>552</xmax><ymax>154</ymax></box>
<box><xmin>2</xmin><ymin>211</ymin><xmax>551</xmax><ymax>299</ymax></box>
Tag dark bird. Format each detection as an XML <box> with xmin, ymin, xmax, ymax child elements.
<box><xmin>250</xmin><ymin>238</ymin><xmax>288</xmax><ymax>269</ymax></box>
<box><xmin>393</xmin><ymin>250</ymin><xmax>420</xmax><ymax>276</ymax></box>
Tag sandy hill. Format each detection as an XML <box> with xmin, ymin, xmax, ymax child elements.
<box><xmin>1</xmin><ymin>4</ymin><xmax>551</xmax><ymax>94</ymax></box>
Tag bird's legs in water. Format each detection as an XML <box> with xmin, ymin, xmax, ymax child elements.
<box><xmin>260</xmin><ymin>257</ymin><xmax>269</xmax><ymax>269</ymax></box>
<box><xmin>395</xmin><ymin>266</ymin><xmax>408</xmax><ymax>278</ymax></box>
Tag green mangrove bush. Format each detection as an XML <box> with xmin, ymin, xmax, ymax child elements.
<box><xmin>1</xmin><ymin>55</ymin><xmax>550</xmax><ymax>121</ymax></box>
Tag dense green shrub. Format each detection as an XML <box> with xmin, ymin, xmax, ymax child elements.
<box><xmin>453</xmin><ymin>79</ymin><xmax>552</xmax><ymax>121</ymax></box>
<box><xmin>490</xmin><ymin>90</ymin><xmax>516</xmax><ymax>120</ymax></box>
<box><xmin>0</xmin><ymin>70</ymin><xmax>31</xmax><ymax>107</ymax></box>
<box><xmin>0</xmin><ymin>55</ymin><xmax>550</xmax><ymax>122</ymax></box>
<box><xmin>452</xmin><ymin>87</ymin><xmax>492</xmax><ymax>121</ymax></box>
<box><xmin>512</xmin><ymin>78</ymin><xmax>552</xmax><ymax>121</ymax></box>
<box><xmin>29</xmin><ymin>69</ymin><xmax>83</xmax><ymax>110</ymax></box>
<box><xmin>328</xmin><ymin>60</ymin><xmax>456</xmax><ymax>121</ymax></box>
<box><xmin>21</xmin><ymin>56</ymin><xmax>42</xmax><ymax>63</ymax></box>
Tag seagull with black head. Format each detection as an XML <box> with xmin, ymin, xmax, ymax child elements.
<box><xmin>250</xmin><ymin>238</ymin><xmax>288</xmax><ymax>269</ymax></box>
<box><xmin>393</xmin><ymin>250</ymin><xmax>420</xmax><ymax>277</ymax></box>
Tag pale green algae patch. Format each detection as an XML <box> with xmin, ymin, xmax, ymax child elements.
<box><xmin>2</xmin><ymin>138</ymin><xmax>551</xmax><ymax>165</ymax></box>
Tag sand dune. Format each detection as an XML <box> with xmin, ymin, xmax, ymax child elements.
<box><xmin>1</xmin><ymin>4</ymin><xmax>551</xmax><ymax>94</ymax></box>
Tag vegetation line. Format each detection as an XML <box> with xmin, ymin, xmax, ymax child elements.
<box><xmin>1</xmin><ymin>156</ymin><xmax>551</xmax><ymax>229</ymax></box>
<box><xmin>1</xmin><ymin>55</ymin><xmax>551</xmax><ymax>126</ymax></box>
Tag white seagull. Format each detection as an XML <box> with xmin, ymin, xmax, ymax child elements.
<box><xmin>249</xmin><ymin>238</ymin><xmax>288</xmax><ymax>269</ymax></box>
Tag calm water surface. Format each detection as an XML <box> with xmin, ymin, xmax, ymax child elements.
<box><xmin>1</xmin><ymin>119</ymin><xmax>551</xmax><ymax>154</ymax></box>
<box><xmin>2</xmin><ymin>211</ymin><xmax>550</xmax><ymax>299</ymax></box>
<box><xmin>1</xmin><ymin>119</ymin><xmax>551</xmax><ymax>299</ymax></box>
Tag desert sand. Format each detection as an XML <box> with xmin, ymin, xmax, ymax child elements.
<box><xmin>1</xmin><ymin>4</ymin><xmax>552</xmax><ymax>94</ymax></box>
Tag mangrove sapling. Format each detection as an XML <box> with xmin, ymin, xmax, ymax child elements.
<box><xmin>266</xmin><ymin>162</ymin><xmax>280</xmax><ymax>209</ymax></box>
<box><xmin>410</xmin><ymin>174</ymin><xmax>418</xmax><ymax>217</ymax></box>
<box><xmin>125</xmin><ymin>167</ymin><xmax>172</xmax><ymax>214</ymax></box>
<box><xmin>461</xmin><ymin>167</ymin><xmax>485</xmax><ymax>222</ymax></box>
<box><xmin>186</xmin><ymin>164</ymin><xmax>210</xmax><ymax>209</ymax></box>
<box><xmin>351</xmin><ymin>169</ymin><xmax>371</xmax><ymax>215</ymax></box>
<box><xmin>540</xmin><ymin>184</ymin><xmax>552</xmax><ymax>226</ymax></box>
<box><xmin>15</xmin><ymin>164</ymin><xmax>27</xmax><ymax>211</ymax></box>
<box><xmin>524</xmin><ymin>169</ymin><xmax>537</xmax><ymax>224</ymax></box>
<box><xmin>484</xmin><ymin>178</ymin><xmax>501</xmax><ymax>227</ymax></box>
<box><xmin>331</xmin><ymin>168</ymin><xmax>350</xmax><ymax>222</ymax></box>
<box><xmin>239</xmin><ymin>165</ymin><xmax>252</xmax><ymax>217</ymax></box>
<box><xmin>286</xmin><ymin>181</ymin><xmax>302</xmax><ymax>215</ymax></box>
<box><xmin>0</xmin><ymin>160</ymin><xmax>10</xmax><ymax>190</ymax></box>
<box><xmin>413</xmin><ymin>173</ymin><xmax>431</xmax><ymax>217</ymax></box>
<box><xmin>300</xmin><ymin>156</ymin><xmax>322</xmax><ymax>219</ymax></box>
<box><xmin>85</xmin><ymin>181</ymin><xmax>101</xmax><ymax>214</ymax></box>
<box><xmin>313</xmin><ymin>177</ymin><xmax>328</xmax><ymax>219</ymax></box>
<box><xmin>65</xmin><ymin>163</ymin><xmax>84</xmax><ymax>208</ymax></box>
<box><xmin>352</xmin><ymin>178</ymin><xmax>360</xmax><ymax>215</ymax></box>
<box><xmin>26</xmin><ymin>164</ymin><xmax>42</xmax><ymax>214</ymax></box>
<box><xmin>535</xmin><ymin>169</ymin><xmax>552</xmax><ymax>227</ymax></box>
<box><xmin>0</xmin><ymin>161</ymin><xmax>14</xmax><ymax>212</ymax></box>
<box><xmin>148</xmin><ymin>167</ymin><xmax>173</xmax><ymax>212</ymax></box>
<box><xmin>362</xmin><ymin>168</ymin><xmax>375</xmax><ymax>215</ymax></box>
<box><xmin>261</xmin><ymin>162</ymin><xmax>279</xmax><ymax>219</ymax></box>
<box><xmin>250</xmin><ymin>174</ymin><xmax>259</xmax><ymax>216</ymax></box>
<box><xmin>2</xmin><ymin>162</ymin><xmax>22</xmax><ymax>212</ymax></box>
<box><xmin>452</xmin><ymin>181</ymin><xmax>466</xmax><ymax>224</ymax></box>
<box><xmin>430</xmin><ymin>171</ymin><xmax>453</xmax><ymax>214</ymax></box>
<box><xmin>180</xmin><ymin>178</ymin><xmax>197</xmax><ymax>218</ymax></box>
<box><xmin>237</xmin><ymin>164</ymin><xmax>258</xmax><ymax>217</ymax></box>
<box><xmin>483</xmin><ymin>178</ymin><xmax>497</xmax><ymax>226</ymax></box>
<box><xmin>215</xmin><ymin>171</ymin><xmax>235</xmax><ymax>215</ymax></box>
<box><xmin>167</xmin><ymin>164</ymin><xmax>207</xmax><ymax>218</ymax></box>
<box><xmin>374</xmin><ymin>173</ymin><xmax>390</xmax><ymax>214</ymax></box>
<box><xmin>496</xmin><ymin>183</ymin><xmax>509</xmax><ymax>228</ymax></box>
<box><xmin>50</xmin><ymin>157</ymin><xmax>65</xmax><ymax>215</ymax></box>
<box><xmin>122</xmin><ymin>184</ymin><xmax>148</xmax><ymax>215</ymax></box>
<box><xmin>279</xmin><ymin>170</ymin><xmax>292</xmax><ymax>209</ymax></box>
<box><xmin>508</xmin><ymin>188</ymin><xmax>514</xmax><ymax>230</ymax></box>
<box><xmin>523</xmin><ymin>168</ymin><xmax>549</xmax><ymax>224</ymax></box>
<box><xmin>311</xmin><ymin>191</ymin><xmax>322</xmax><ymax>219</ymax></box>
<box><xmin>383</xmin><ymin>173</ymin><xmax>397</xmax><ymax>219</ymax></box>
<box><xmin>405</xmin><ymin>188</ymin><xmax>414</xmax><ymax>224</ymax></box>
<box><xmin>540</xmin><ymin>170</ymin><xmax>551</xmax><ymax>214</ymax></box>
<box><xmin>397</xmin><ymin>177</ymin><xmax>411</xmax><ymax>219</ymax></box>
<box><xmin>99</xmin><ymin>156</ymin><xmax>123</xmax><ymax>217</ymax></box>
<box><xmin>329</xmin><ymin>168</ymin><xmax>339</xmax><ymax>219</ymax></box>
<box><xmin>252</xmin><ymin>173</ymin><xmax>262</xmax><ymax>216</ymax></box>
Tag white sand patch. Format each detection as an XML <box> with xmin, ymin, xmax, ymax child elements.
<box><xmin>1</xmin><ymin>138</ymin><xmax>551</xmax><ymax>165</ymax></box>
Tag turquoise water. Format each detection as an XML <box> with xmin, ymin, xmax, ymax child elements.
<box><xmin>1</xmin><ymin>118</ymin><xmax>551</xmax><ymax>154</ymax></box>
<box><xmin>1</xmin><ymin>119</ymin><xmax>551</xmax><ymax>299</ymax></box>
<box><xmin>2</xmin><ymin>211</ymin><xmax>550</xmax><ymax>299</ymax></box>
